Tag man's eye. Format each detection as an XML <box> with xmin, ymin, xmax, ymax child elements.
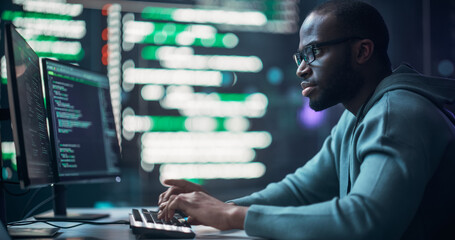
<box><xmin>313</xmin><ymin>48</ymin><xmax>322</xmax><ymax>56</ymax></box>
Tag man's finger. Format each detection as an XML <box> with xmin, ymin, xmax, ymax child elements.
<box><xmin>166</xmin><ymin>194</ymin><xmax>186</xmax><ymax>221</ymax></box>
<box><xmin>163</xmin><ymin>179</ymin><xmax>190</xmax><ymax>188</ymax></box>
<box><xmin>159</xmin><ymin>186</ymin><xmax>183</xmax><ymax>205</ymax></box>
<box><xmin>160</xmin><ymin>194</ymin><xmax>177</xmax><ymax>221</ymax></box>
<box><xmin>158</xmin><ymin>190</ymin><xmax>169</xmax><ymax>205</ymax></box>
<box><xmin>158</xmin><ymin>201</ymin><xmax>166</xmax><ymax>210</ymax></box>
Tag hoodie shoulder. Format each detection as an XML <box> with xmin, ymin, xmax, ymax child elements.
<box><xmin>362</xmin><ymin>64</ymin><xmax>455</xmax><ymax>121</ymax></box>
<box><xmin>377</xmin><ymin>65</ymin><xmax>455</xmax><ymax>105</ymax></box>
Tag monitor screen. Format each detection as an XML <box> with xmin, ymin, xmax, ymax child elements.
<box><xmin>42</xmin><ymin>58</ymin><xmax>121</xmax><ymax>183</ymax></box>
<box><xmin>4</xmin><ymin>23</ymin><xmax>55</xmax><ymax>188</ymax></box>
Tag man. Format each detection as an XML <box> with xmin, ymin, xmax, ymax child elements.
<box><xmin>157</xmin><ymin>1</ymin><xmax>455</xmax><ymax>239</ymax></box>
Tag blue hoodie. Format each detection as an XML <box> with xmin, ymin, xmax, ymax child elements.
<box><xmin>230</xmin><ymin>64</ymin><xmax>455</xmax><ymax>239</ymax></box>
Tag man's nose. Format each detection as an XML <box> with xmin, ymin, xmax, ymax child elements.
<box><xmin>296</xmin><ymin>61</ymin><xmax>312</xmax><ymax>80</ymax></box>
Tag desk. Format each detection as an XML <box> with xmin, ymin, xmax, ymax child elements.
<box><xmin>10</xmin><ymin>207</ymin><xmax>258</xmax><ymax>240</ymax></box>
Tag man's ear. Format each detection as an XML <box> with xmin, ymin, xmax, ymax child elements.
<box><xmin>354</xmin><ymin>39</ymin><xmax>374</xmax><ymax>64</ymax></box>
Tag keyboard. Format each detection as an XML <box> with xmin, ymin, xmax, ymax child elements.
<box><xmin>129</xmin><ymin>208</ymin><xmax>195</xmax><ymax>239</ymax></box>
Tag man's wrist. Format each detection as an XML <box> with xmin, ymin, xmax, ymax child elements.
<box><xmin>226</xmin><ymin>205</ymin><xmax>248</xmax><ymax>230</ymax></box>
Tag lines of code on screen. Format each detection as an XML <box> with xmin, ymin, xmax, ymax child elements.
<box><xmin>45</xmin><ymin>61</ymin><xmax>120</xmax><ymax>178</ymax></box>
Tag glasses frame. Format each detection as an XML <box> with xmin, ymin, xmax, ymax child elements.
<box><xmin>294</xmin><ymin>37</ymin><xmax>363</xmax><ymax>66</ymax></box>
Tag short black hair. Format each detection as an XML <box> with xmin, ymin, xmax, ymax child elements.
<box><xmin>312</xmin><ymin>0</ymin><xmax>391</xmax><ymax>68</ymax></box>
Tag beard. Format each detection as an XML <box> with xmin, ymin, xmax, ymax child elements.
<box><xmin>309</xmin><ymin>55</ymin><xmax>364</xmax><ymax>111</ymax></box>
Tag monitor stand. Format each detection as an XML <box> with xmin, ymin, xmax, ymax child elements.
<box><xmin>34</xmin><ymin>185</ymin><xmax>109</xmax><ymax>221</ymax></box>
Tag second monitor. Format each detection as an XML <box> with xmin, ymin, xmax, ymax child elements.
<box><xmin>42</xmin><ymin>59</ymin><xmax>121</xmax><ymax>183</ymax></box>
<box><xmin>36</xmin><ymin>58</ymin><xmax>122</xmax><ymax>220</ymax></box>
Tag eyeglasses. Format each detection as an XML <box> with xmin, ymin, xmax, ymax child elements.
<box><xmin>293</xmin><ymin>37</ymin><xmax>362</xmax><ymax>66</ymax></box>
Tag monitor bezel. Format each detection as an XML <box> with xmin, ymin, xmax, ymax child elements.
<box><xmin>4</xmin><ymin>23</ymin><xmax>56</xmax><ymax>189</ymax></box>
<box><xmin>41</xmin><ymin>58</ymin><xmax>121</xmax><ymax>184</ymax></box>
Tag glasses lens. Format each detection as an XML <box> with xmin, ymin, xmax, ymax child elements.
<box><xmin>294</xmin><ymin>53</ymin><xmax>301</xmax><ymax>66</ymax></box>
<box><xmin>304</xmin><ymin>47</ymin><xmax>314</xmax><ymax>63</ymax></box>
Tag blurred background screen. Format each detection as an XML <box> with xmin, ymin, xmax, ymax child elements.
<box><xmin>0</xmin><ymin>0</ymin><xmax>454</xmax><ymax>221</ymax></box>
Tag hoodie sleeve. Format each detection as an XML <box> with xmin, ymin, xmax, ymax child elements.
<box><xmin>238</xmin><ymin>90</ymin><xmax>454</xmax><ymax>240</ymax></box>
<box><xmin>229</xmin><ymin>111</ymin><xmax>355</xmax><ymax>208</ymax></box>
<box><xmin>230</xmin><ymin>130</ymin><xmax>340</xmax><ymax>207</ymax></box>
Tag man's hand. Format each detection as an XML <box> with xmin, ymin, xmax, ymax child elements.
<box><xmin>158</xmin><ymin>191</ymin><xmax>248</xmax><ymax>231</ymax></box>
<box><xmin>158</xmin><ymin>179</ymin><xmax>206</xmax><ymax>206</ymax></box>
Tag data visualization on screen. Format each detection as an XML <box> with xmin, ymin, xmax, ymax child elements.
<box><xmin>42</xmin><ymin>59</ymin><xmax>121</xmax><ymax>182</ymax></box>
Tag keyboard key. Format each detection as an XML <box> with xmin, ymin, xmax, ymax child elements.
<box><xmin>151</xmin><ymin>211</ymin><xmax>163</xmax><ymax>224</ymax></box>
<box><xmin>132</xmin><ymin>209</ymin><xmax>142</xmax><ymax>222</ymax></box>
<box><xmin>141</xmin><ymin>211</ymin><xmax>154</xmax><ymax>223</ymax></box>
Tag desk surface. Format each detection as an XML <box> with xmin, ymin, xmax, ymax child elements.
<box><xmin>10</xmin><ymin>207</ymin><xmax>258</xmax><ymax>240</ymax></box>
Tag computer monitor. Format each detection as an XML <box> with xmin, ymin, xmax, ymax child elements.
<box><xmin>4</xmin><ymin>23</ymin><xmax>55</xmax><ymax>189</ymax></box>
<box><xmin>35</xmin><ymin>58</ymin><xmax>122</xmax><ymax>220</ymax></box>
<box><xmin>4</xmin><ymin>23</ymin><xmax>122</xmax><ymax>221</ymax></box>
<box><xmin>41</xmin><ymin>58</ymin><xmax>121</xmax><ymax>184</ymax></box>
